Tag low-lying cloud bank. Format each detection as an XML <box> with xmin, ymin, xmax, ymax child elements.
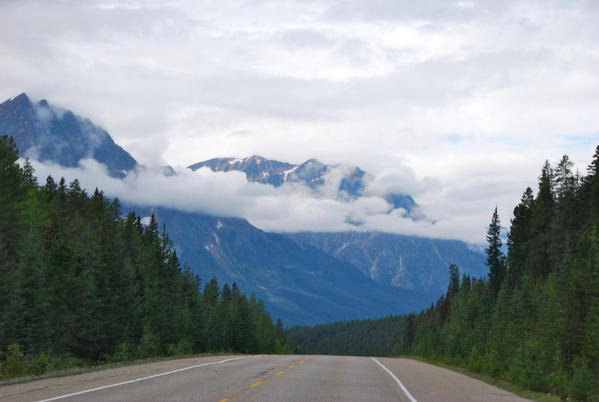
<box><xmin>28</xmin><ymin>158</ymin><xmax>492</xmax><ymax>244</ymax></box>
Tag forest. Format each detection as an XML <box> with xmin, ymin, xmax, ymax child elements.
<box><xmin>290</xmin><ymin>146</ymin><xmax>599</xmax><ymax>401</ymax></box>
<box><xmin>0</xmin><ymin>136</ymin><xmax>293</xmax><ymax>379</ymax></box>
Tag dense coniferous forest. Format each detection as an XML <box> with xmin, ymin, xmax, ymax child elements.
<box><xmin>0</xmin><ymin>136</ymin><xmax>293</xmax><ymax>379</ymax></box>
<box><xmin>290</xmin><ymin>146</ymin><xmax>599</xmax><ymax>400</ymax></box>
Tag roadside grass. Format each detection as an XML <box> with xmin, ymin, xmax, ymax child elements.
<box><xmin>0</xmin><ymin>352</ymin><xmax>235</xmax><ymax>388</ymax></box>
<box><xmin>403</xmin><ymin>355</ymin><xmax>561</xmax><ymax>402</ymax></box>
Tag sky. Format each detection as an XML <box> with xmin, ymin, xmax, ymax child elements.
<box><xmin>1</xmin><ymin>0</ymin><xmax>598</xmax><ymax>243</ymax></box>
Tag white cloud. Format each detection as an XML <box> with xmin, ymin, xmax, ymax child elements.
<box><xmin>2</xmin><ymin>0</ymin><xmax>599</xmax><ymax>242</ymax></box>
<box><xmin>28</xmin><ymin>158</ymin><xmax>504</xmax><ymax>243</ymax></box>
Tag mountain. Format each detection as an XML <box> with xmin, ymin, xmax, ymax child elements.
<box><xmin>0</xmin><ymin>93</ymin><xmax>137</xmax><ymax>177</ymax></box>
<box><xmin>127</xmin><ymin>206</ymin><xmax>431</xmax><ymax>326</ymax></box>
<box><xmin>189</xmin><ymin>155</ymin><xmax>418</xmax><ymax>212</ymax></box>
<box><xmin>286</xmin><ymin>232</ymin><xmax>486</xmax><ymax>296</ymax></box>
<box><xmin>189</xmin><ymin>155</ymin><xmax>486</xmax><ymax>295</ymax></box>
<box><xmin>0</xmin><ymin>93</ymin><xmax>486</xmax><ymax>325</ymax></box>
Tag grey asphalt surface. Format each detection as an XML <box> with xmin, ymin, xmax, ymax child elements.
<box><xmin>0</xmin><ymin>355</ymin><xmax>529</xmax><ymax>402</ymax></box>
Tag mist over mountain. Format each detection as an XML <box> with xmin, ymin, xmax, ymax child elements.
<box><xmin>1</xmin><ymin>93</ymin><xmax>486</xmax><ymax>324</ymax></box>
<box><xmin>189</xmin><ymin>155</ymin><xmax>418</xmax><ymax>212</ymax></box>
<box><xmin>0</xmin><ymin>93</ymin><xmax>137</xmax><ymax>177</ymax></box>
<box><xmin>188</xmin><ymin>155</ymin><xmax>486</xmax><ymax>296</ymax></box>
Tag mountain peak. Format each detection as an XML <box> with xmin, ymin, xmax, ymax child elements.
<box><xmin>245</xmin><ymin>155</ymin><xmax>268</xmax><ymax>162</ymax></box>
<box><xmin>188</xmin><ymin>155</ymin><xmax>419</xmax><ymax>212</ymax></box>
<box><xmin>0</xmin><ymin>93</ymin><xmax>137</xmax><ymax>177</ymax></box>
<box><xmin>303</xmin><ymin>158</ymin><xmax>323</xmax><ymax>165</ymax></box>
<box><xmin>1</xmin><ymin>92</ymin><xmax>31</xmax><ymax>110</ymax></box>
<box><xmin>12</xmin><ymin>92</ymin><xmax>31</xmax><ymax>104</ymax></box>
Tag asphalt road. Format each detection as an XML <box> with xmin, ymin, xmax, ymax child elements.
<box><xmin>0</xmin><ymin>355</ymin><xmax>529</xmax><ymax>402</ymax></box>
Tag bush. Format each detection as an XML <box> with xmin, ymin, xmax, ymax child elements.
<box><xmin>138</xmin><ymin>329</ymin><xmax>161</xmax><ymax>358</ymax></box>
<box><xmin>3</xmin><ymin>344</ymin><xmax>26</xmax><ymax>378</ymax></box>
<box><xmin>569</xmin><ymin>357</ymin><xmax>596</xmax><ymax>401</ymax></box>
<box><xmin>172</xmin><ymin>339</ymin><xmax>193</xmax><ymax>356</ymax></box>
<box><xmin>108</xmin><ymin>343</ymin><xmax>132</xmax><ymax>363</ymax></box>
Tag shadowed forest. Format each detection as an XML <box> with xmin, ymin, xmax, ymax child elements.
<box><xmin>0</xmin><ymin>136</ymin><xmax>293</xmax><ymax>379</ymax></box>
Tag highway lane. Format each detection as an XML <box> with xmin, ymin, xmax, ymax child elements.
<box><xmin>0</xmin><ymin>355</ymin><xmax>528</xmax><ymax>401</ymax></box>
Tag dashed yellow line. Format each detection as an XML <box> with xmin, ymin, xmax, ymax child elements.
<box><xmin>226</xmin><ymin>358</ymin><xmax>308</xmax><ymax>399</ymax></box>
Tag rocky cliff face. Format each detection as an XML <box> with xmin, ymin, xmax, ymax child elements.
<box><xmin>287</xmin><ymin>232</ymin><xmax>486</xmax><ymax>296</ymax></box>
<box><xmin>0</xmin><ymin>93</ymin><xmax>137</xmax><ymax>177</ymax></box>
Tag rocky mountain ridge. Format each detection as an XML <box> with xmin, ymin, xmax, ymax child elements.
<box><xmin>189</xmin><ymin>155</ymin><xmax>418</xmax><ymax>212</ymax></box>
<box><xmin>0</xmin><ymin>93</ymin><xmax>137</xmax><ymax>177</ymax></box>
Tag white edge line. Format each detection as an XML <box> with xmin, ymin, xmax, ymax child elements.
<box><xmin>371</xmin><ymin>357</ymin><xmax>418</xmax><ymax>402</ymax></box>
<box><xmin>36</xmin><ymin>355</ymin><xmax>260</xmax><ymax>402</ymax></box>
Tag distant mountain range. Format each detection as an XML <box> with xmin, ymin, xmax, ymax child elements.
<box><xmin>189</xmin><ymin>156</ymin><xmax>418</xmax><ymax>212</ymax></box>
<box><xmin>0</xmin><ymin>93</ymin><xmax>487</xmax><ymax>325</ymax></box>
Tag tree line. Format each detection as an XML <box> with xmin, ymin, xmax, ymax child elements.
<box><xmin>289</xmin><ymin>146</ymin><xmax>599</xmax><ymax>401</ymax></box>
<box><xmin>0</xmin><ymin>136</ymin><xmax>293</xmax><ymax>379</ymax></box>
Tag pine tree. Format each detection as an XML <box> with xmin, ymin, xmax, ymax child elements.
<box><xmin>507</xmin><ymin>187</ymin><xmax>534</xmax><ymax>288</ymax></box>
<box><xmin>528</xmin><ymin>161</ymin><xmax>554</xmax><ymax>278</ymax></box>
<box><xmin>486</xmin><ymin>207</ymin><xmax>506</xmax><ymax>295</ymax></box>
<box><xmin>447</xmin><ymin>264</ymin><xmax>460</xmax><ymax>299</ymax></box>
<box><xmin>0</xmin><ymin>136</ymin><xmax>27</xmax><ymax>348</ymax></box>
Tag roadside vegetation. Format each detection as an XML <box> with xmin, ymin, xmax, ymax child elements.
<box><xmin>0</xmin><ymin>136</ymin><xmax>294</xmax><ymax>380</ymax></box>
<box><xmin>290</xmin><ymin>146</ymin><xmax>599</xmax><ymax>401</ymax></box>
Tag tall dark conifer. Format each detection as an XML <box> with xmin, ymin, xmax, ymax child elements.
<box><xmin>0</xmin><ymin>136</ymin><xmax>27</xmax><ymax>347</ymax></box>
<box><xmin>507</xmin><ymin>187</ymin><xmax>534</xmax><ymax>287</ymax></box>
<box><xmin>528</xmin><ymin>161</ymin><xmax>554</xmax><ymax>278</ymax></box>
<box><xmin>486</xmin><ymin>207</ymin><xmax>506</xmax><ymax>295</ymax></box>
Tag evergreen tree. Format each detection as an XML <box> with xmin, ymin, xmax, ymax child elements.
<box><xmin>486</xmin><ymin>207</ymin><xmax>506</xmax><ymax>295</ymax></box>
<box><xmin>528</xmin><ymin>161</ymin><xmax>554</xmax><ymax>278</ymax></box>
<box><xmin>0</xmin><ymin>136</ymin><xmax>292</xmax><ymax>379</ymax></box>
<box><xmin>288</xmin><ymin>148</ymin><xmax>599</xmax><ymax>400</ymax></box>
<box><xmin>507</xmin><ymin>187</ymin><xmax>533</xmax><ymax>287</ymax></box>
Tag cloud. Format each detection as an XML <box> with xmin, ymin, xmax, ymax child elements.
<box><xmin>27</xmin><ymin>158</ymin><xmax>503</xmax><ymax>243</ymax></box>
<box><xmin>2</xmin><ymin>0</ymin><xmax>599</xmax><ymax>242</ymax></box>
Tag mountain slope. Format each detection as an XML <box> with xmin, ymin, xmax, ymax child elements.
<box><xmin>189</xmin><ymin>154</ymin><xmax>486</xmax><ymax>295</ymax></box>
<box><xmin>287</xmin><ymin>232</ymin><xmax>486</xmax><ymax>296</ymax></box>
<box><xmin>0</xmin><ymin>93</ymin><xmax>137</xmax><ymax>176</ymax></box>
<box><xmin>129</xmin><ymin>206</ymin><xmax>431</xmax><ymax>325</ymax></box>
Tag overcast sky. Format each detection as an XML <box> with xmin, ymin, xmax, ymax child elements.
<box><xmin>1</xmin><ymin>0</ymin><xmax>598</xmax><ymax>242</ymax></box>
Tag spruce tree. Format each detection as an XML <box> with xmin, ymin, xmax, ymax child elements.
<box><xmin>528</xmin><ymin>161</ymin><xmax>554</xmax><ymax>278</ymax></box>
<box><xmin>0</xmin><ymin>136</ymin><xmax>27</xmax><ymax>348</ymax></box>
<box><xmin>507</xmin><ymin>187</ymin><xmax>534</xmax><ymax>287</ymax></box>
<box><xmin>486</xmin><ymin>207</ymin><xmax>506</xmax><ymax>295</ymax></box>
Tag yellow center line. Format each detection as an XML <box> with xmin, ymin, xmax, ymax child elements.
<box><xmin>299</xmin><ymin>360</ymin><xmax>305</xmax><ymax>364</ymax></box>
<box><xmin>249</xmin><ymin>380</ymin><xmax>264</xmax><ymax>388</ymax></box>
<box><xmin>289</xmin><ymin>364</ymin><xmax>296</xmax><ymax>368</ymax></box>
<box><xmin>275</xmin><ymin>370</ymin><xmax>285</xmax><ymax>376</ymax></box>
<box><xmin>219</xmin><ymin>399</ymin><xmax>231</xmax><ymax>402</ymax></box>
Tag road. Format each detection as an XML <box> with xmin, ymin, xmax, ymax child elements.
<box><xmin>0</xmin><ymin>355</ymin><xmax>528</xmax><ymax>402</ymax></box>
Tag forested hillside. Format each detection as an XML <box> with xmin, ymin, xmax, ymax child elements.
<box><xmin>290</xmin><ymin>147</ymin><xmax>599</xmax><ymax>401</ymax></box>
<box><xmin>289</xmin><ymin>316</ymin><xmax>407</xmax><ymax>357</ymax></box>
<box><xmin>0</xmin><ymin>136</ymin><xmax>292</xmax><ymax>379</ymax></box>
